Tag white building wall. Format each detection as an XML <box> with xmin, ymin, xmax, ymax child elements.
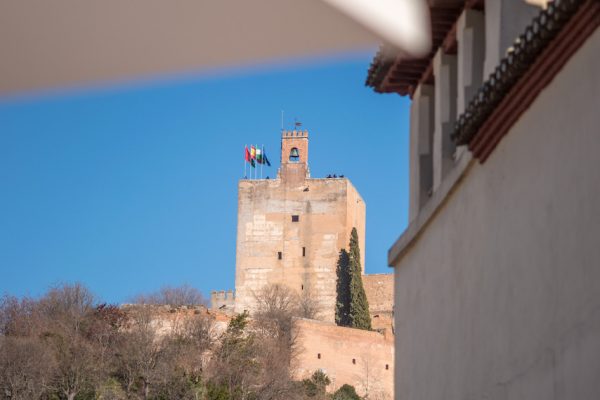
<box><xmin>394</xmin><ymin>29</ymin><xmax>600</xmax><ymax>399</ymax></box>
<box><xmin>409</xmin><ymin>84</ymin><xmax>435</xmax><ymax>222</ymax></box>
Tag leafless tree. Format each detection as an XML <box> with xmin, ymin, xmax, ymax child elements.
<box><xmin>33</xmin><ymin>284</ymin><xmax>101</xmax><ymax>400</ymax></box>
<box><xmin>174</xmin><ymin>314</ymin><xmax>215</xmax><ymax>376</ymax></box>
<box><xmin>37</xmin><ymin>282</ymin><xmax>95</xmax><ymax>335</ymax></box>
<box><xmin>131</xmin><ymin>284</ymin><xmax>206</xmax><ymax>307</ymax></box>
<box><xmin>0</xmin><ymin>294</ymin><xmax>41</xmax><ymax>336</ymax></box>
<box><xmin>114</xmin><ymin>307</ymin><xmax>170</xmax><ymax>400</ymax></box>
<box><xmin>46</xmin><ymin>333</ymin><xmax>100</xmax><ymax>400</ymax></box>
<box><xmin>253</xmin><ymin>284</ymin><xmax>298</xmax><ymax>341</ymax></box>
<box><xmin>0</xmin><ymin>336</ymin><xmax>54</xmax><ymax>400</ymax></box>
<box><xmin>251</xmin><ymin>284</ymin><xmax>313</xmax><ymax>400</ymax></box>
<box><xmin>295</xmin><ymin>289</ymin><xmax>323</xmax><ymax>320</ymax></box>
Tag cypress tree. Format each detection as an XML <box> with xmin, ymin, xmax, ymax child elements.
<box><xmin>348</xmin><ymin>228</ymin><xmax>372</xmax><ymax>330</ymax></box>
<box><xmin>335</xmin><ymin>249</ymin><xmax>351</xmax><ymax>326</ymax></box>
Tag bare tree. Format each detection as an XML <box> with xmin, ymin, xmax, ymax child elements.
<box><xmin>84</xmin><ymin>304</ymin><xmax>129</xmax><ymax>374</ymax></box>
<box><xmin>251</xmin><ymin>284</ymin><xmax>312</xmax><ymax>400</ymax></box>
<box><xmin>0</xmin><ymin>294</ymin><xmax>41</xmax><ymax>336</ymax></box>
<box><xmin>253</xmin><ymin>284</ymin><xmax>298</xmax><ymax>341</ymax></box>
<box><xmin>37</xmin><ymin>283</ymin><xmax>95</xmax><ymax>335</ymax></box>
<box><xmin>114</xmin><ymin>307</ymin><xmax>170</xmax><ymax>400</ymax></box>
<box><xmin>174</xmin><ymin>314</ymin><xmax>215</xmax><ymax>376</ymax></box>
<box><xmin>0</xmin><ymin>336</ymin><xmax>54</xmax><ymax>400</ymax></box>
<box><xmin>131</xmin><ymin>284</ymin><xmax>206</xmax><ymax>307</ymax></box>
<box><xmin>296</xmin><ymin>289</ymin><xmax>323</xmax><ymax>320</ymax></box>
<box><xmin>33</xmin><ymin>284</ymin><xmax>101</xmax><ymax>400</ymax></box>
<box><xmin>46</xmin><ymin>334</ymin><xmax>99</xmax><ymax>400</ymax></box>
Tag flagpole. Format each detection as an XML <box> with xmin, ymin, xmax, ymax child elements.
<box><xmin>260</xmin><ymin>144</ymin><xmax>264</xmax><ymax>179</ymax></box>
<box><xmin>244</xmin><ymin>145</ymin><xmax>247</xmax><ymax>179</ymax></box>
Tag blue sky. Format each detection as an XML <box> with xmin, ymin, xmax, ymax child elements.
<box><xmin>0</xmin><ymin>51</ymin><xmax>410</xmax><ymax>304</ymax></box>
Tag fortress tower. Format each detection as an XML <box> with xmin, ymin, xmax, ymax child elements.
<box><xmin>234</xmin><ymin>130</ymin><xmax>366</xmax><ymax>322</ymax></box>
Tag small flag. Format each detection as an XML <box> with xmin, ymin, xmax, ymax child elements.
<box><xmin>244</xmin><ymin>146</ymin><xmax>251</xmax><ymax>163</ymax></box>
<box><xmin>250</xmin><ymin>145</ymin><xmax>256</xmax><ymax>160</ymax></box>
<box><xmin>263</xmin><ymin>148</ymin><xmax>271</xmax><ymax>166</ymax></box>
<box><xmin>256</xmin><ymin>147</ymin><xmax>263</xmax><ymax>164</ymax></box>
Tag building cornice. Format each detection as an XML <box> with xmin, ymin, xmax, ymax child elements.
<box><xmin>365</xmin><ymin>0</ymin><xmax>480</xmax><ymax>96</ymax></box>
<box><xmin>452</xmin><ymin>0</ymin><xmax>600</xmax><ymax>161</ymax></box>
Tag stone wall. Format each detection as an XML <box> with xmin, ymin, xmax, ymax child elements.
<box><xmin>120</xmin><ymin>304</ymin><xmax>231</xmax><ymax>337</ymax></box>
<box><xmin>363</xmin><ymin>273</ymin><xmax>394</xmax><ymax>333</ymax></box>
<box><xmin>293</xmin><ymin>318</ymin><xmax>394</xmax><ymax>399</ymax></box>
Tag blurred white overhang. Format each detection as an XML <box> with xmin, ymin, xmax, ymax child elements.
<box><xmin>0</xmin><ymin>0</ymin><xmax>430</xmax><ymax>96</ymax></box>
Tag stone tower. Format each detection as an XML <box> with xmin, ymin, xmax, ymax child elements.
<box><xmin>234</xmin><ymin>130</ymin><xmax>365</xmax><ymax>322</ymax></box>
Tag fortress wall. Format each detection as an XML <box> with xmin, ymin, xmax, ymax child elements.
<box><xmin>363</xmin><ymin>274</ymin><xmax>394</xmax><ymax>313</ymax></box>
<box><xmin>293</xmin><ymin>318</ymin><xmax>394</xmax><ymax>399</ymax></box>
<box><xmin>120</xmin><ymin>304</ymin><xmax>231</xmax><ymax>337</ymax></box>
<box><xmin>363</xmin><ymin>273</ymin><xmax>394</xmax><ymax>332</ymax></box>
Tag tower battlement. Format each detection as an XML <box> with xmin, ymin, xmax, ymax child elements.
<box><xmin>210</xmin><ymin>290</ymin><xmax>235</xmax><ymax>314</ymax></box>
<box><xmin>281</xmin><ymin>129</ymin><xmax>308</xmax><ymax>138</ymax></box>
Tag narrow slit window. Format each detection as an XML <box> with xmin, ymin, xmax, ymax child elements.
<box><xmin>302</xmin><ymin>247</ymin><xmax>306</xmax><ymax>257</ymax></box>
<box><xmin>292</xmin><ymin>215</ymin><xmax>299</xmax><ymax>222</ymax></box>
<box><xmin>278</xmin><ymin>252</ymin><xmax>282</xmax><ymax>260</ymax></box>
<box><xmin>352</xmin><ymin>359</ymin><xmax>356</xmax><ymax>365</ymax></box>
<box><xmin>317</xmin><ymin>353</ymin><xmax>321</xmax><ymax>359</ymax></box>
<box><xmin>385</xmin><ymin>364</ymin><xmax>389</xmax><ymax>370</ymax></box>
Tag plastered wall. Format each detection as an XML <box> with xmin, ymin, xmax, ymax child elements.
<box><xmin>393</xmin><ymin>30</ymin><xmax>600</xmax><ymax>399</ymax></box>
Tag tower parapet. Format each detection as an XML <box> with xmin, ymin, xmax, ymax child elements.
<box><xmin>210</xmin><ymin>289</ymin><xmax>235</xmax><ymax>314</ymax></box>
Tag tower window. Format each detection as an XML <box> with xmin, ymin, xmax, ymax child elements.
<box><xmin>278</xmin><ymin>252</ymin><xmax>282</xmax><ymax>260</ymax></box>
<box><xmin>352</xmin><ymin>359</ymin><xmax>356</xmax><ymax>365</ymax></box>
<box><xmin>289</xmin><ymin>147</ymin><xmax>300</xmax><ymax>162</ymax></box>
<box><xmin>302</xmin><ymin>247</ymin><xmax>306</xmax><ymax>257</ymax></box>
<box><xmin>317</xmin><ymin>353</ymin><xmax>321</xmax><ymax>359</ymax></box>
<box><xmin>385</xmin><ymin>364</ymin><xmax>389</xmax><ymax>370</ymax></box>
<box><xmin>292</xmin><ymin>215</ymin><xmax>299</xmax><ymax>222</ymax></box>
